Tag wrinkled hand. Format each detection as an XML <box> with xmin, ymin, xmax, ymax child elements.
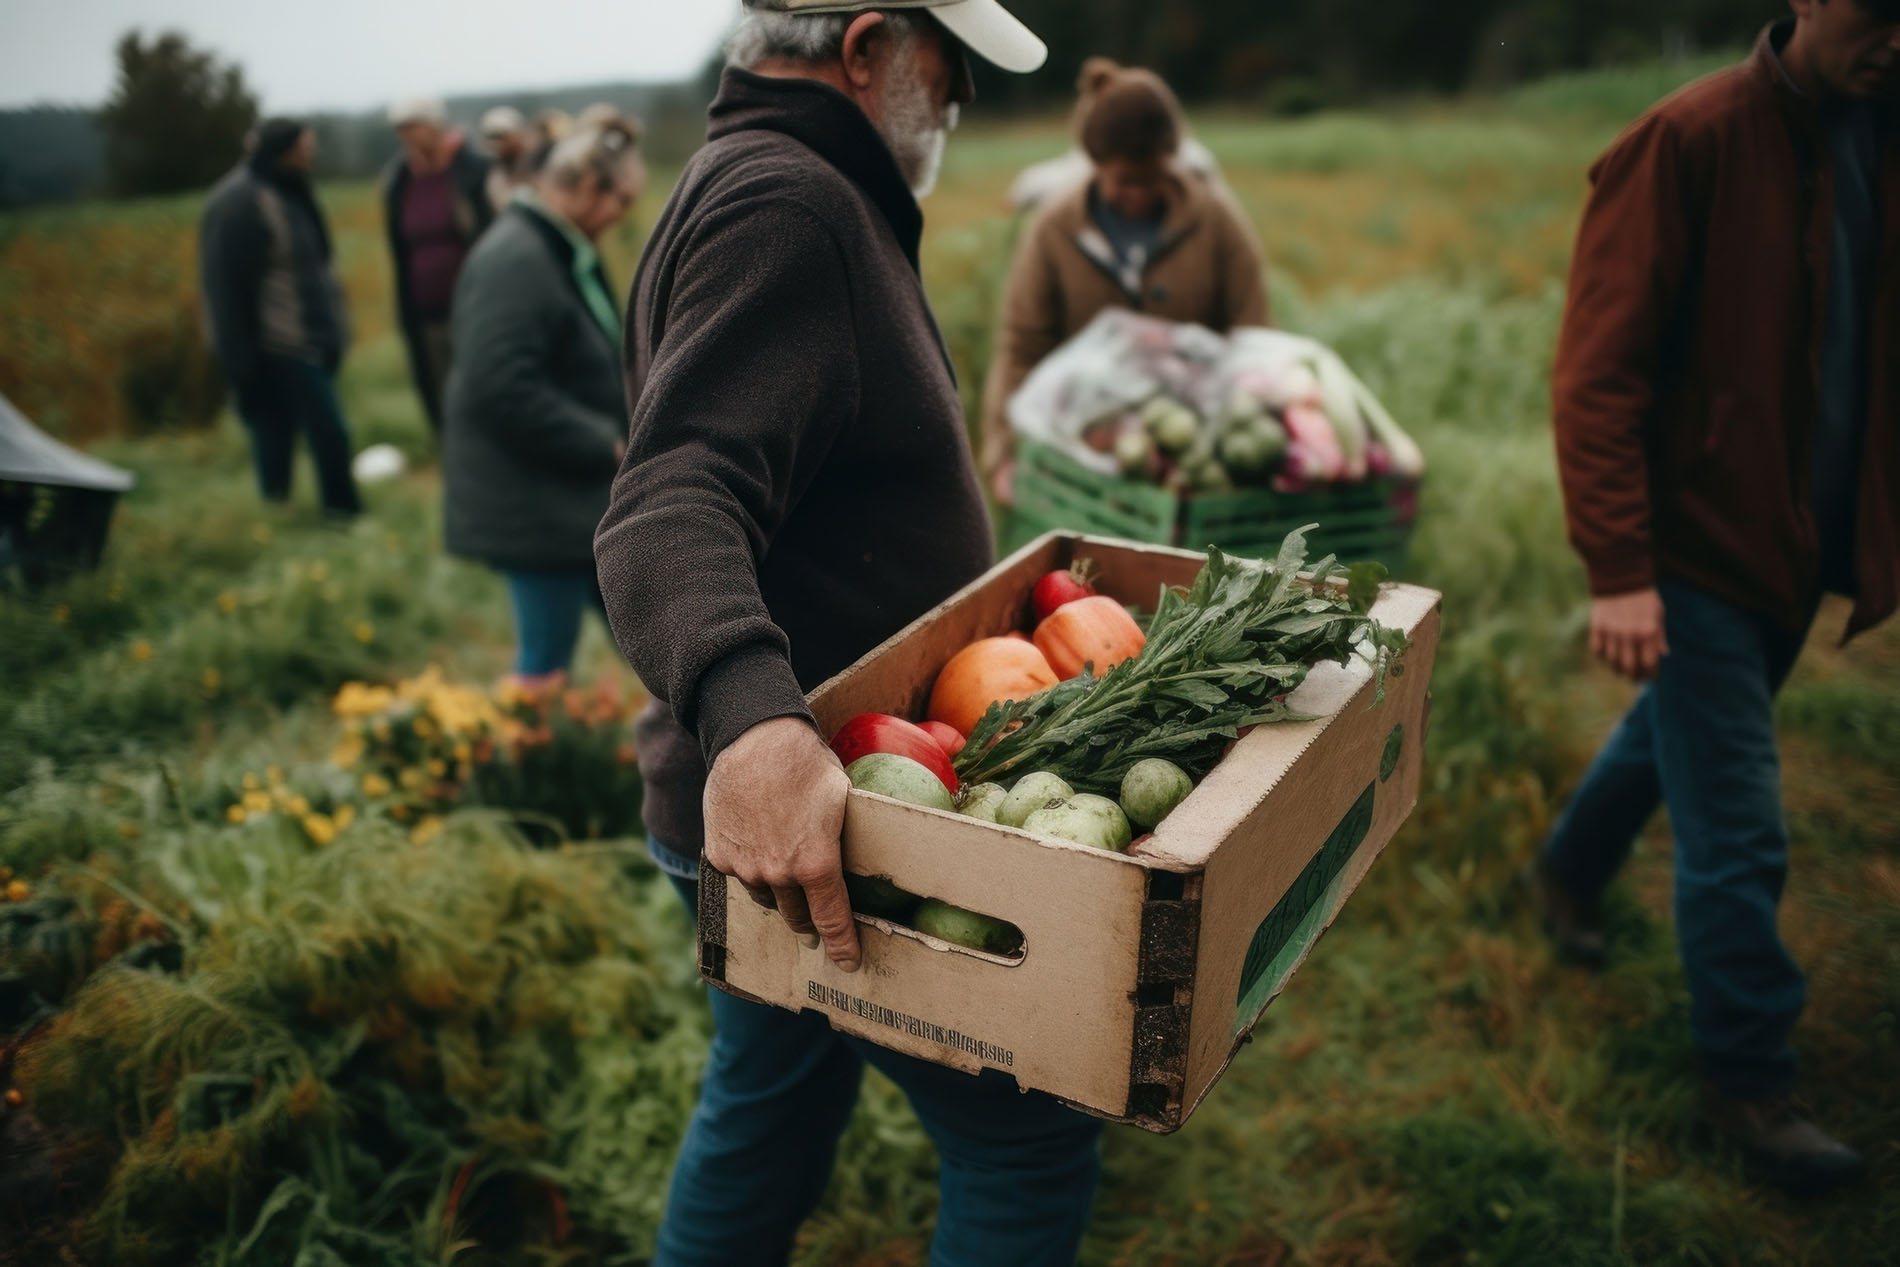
<box><xmin>1590</xmin><ymin>587</ymin><xmax>1668</xmax><ymax>681</ymax></box>
<box><xmin>702</xmin><ymin>716</ymin><xmax>859</xmax><ymax>971</ymax></box>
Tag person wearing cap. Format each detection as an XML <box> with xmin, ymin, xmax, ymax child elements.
<box><xmin>480</xmin><ymin>105</ymin><xmax>534</xmax><ymax>212</ymax></box>
<box><xmin>200</xmin><ymin>118</ymin><xmax>361</xmax><ymax>517</ymax></box>
<box><xmin>979</xmin><ymin>60</ymin><xmax>1271</xmax><ymax>503</ymax></box>
<box><xmin>382</xmin><ymin>97</ymin><xmax>495</xmax><ymax>434</ymax></box>
<box><xmin>1531</xmin><ymin>1</ymin><xmax>1897</xmax><ymax>1195</ymax></box>
<box><xmin>592</xmin><ymin>3</ymin><xmax>1103</xmax><ymax>1263</ymax></box>
<box><xmin>443</xmin><ymin>119</ymin><xmax>644</xmax><ymax>683</ymax></box>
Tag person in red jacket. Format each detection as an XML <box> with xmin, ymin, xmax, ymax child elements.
<box><xmin>1532</xmin><ymin>0</ymin><xmax>1896</xmax><ymax>1196</ymax></box>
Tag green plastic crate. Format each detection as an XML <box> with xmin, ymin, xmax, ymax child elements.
<box><xmin>1007</xmin><ymin>438</ymin><xmax>1419</xmax><ymax>570</ymax></box>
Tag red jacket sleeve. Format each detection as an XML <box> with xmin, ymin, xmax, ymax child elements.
<box><xmin>1552</xmin><ymin>114</ymin><xmax>1699</xmax><ymax>597</ymax></box>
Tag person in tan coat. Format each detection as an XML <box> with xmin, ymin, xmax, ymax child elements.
<box><xmin>980</xmin><ymin>60</ymin><xmax>1270</xmax><ymax>500</ymax></box>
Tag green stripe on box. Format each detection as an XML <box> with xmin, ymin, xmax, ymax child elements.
<box><xmin>1234</xmin><ymin>783</ymin><xmax>1376</xmax><ymax>1033</ymax></box>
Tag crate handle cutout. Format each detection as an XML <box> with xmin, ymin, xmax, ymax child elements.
<box><xmin>845</xmin><ymin>872</ymin><xmax>1027</xmax><ymax>966</ymax></box>
<box><xmin>1232</xmin><ymin>783</ymin><xmax>1376</xmax><ymax>1033</ymax></box>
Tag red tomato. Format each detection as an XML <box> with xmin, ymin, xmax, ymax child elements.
<box><xmin>829</xmin><ymin>714</ymin><xmax>960</xmax><ymax>793</ymax></box>
<box><xmin>1031</xmin><ymin>568</ymin><xmax>1098</xmax><ymax>623</ymax></box>
<box><xmin>919</xmin><ymin>720</ymin><xmax>967</xmax><ymax>757</ymax></box>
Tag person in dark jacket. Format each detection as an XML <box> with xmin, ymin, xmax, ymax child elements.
<box><xmin>593</xmin><ymin>3</ymin><xmax>1110</xmax><ymax>1263</ymax></box>
<box><xmin>1532</xmin><ymin>1</ymin><xmax>1897</xmax><ymax>1195</ymax></box>
<box><xmin>383</xmin><ymin>98</ymin><xmax>495</xmax><ymax>434</ymax></box>
<box><xmin>443</xmin><ymin>120</ymin><xmax>642</xmax><ymax>681</ymax></box>
<box><xmin>200</xmin><ymin>118</ymin><xmax>361</xmax><ymax>516</ymax></box>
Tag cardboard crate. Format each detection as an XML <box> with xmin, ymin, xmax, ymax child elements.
<box><xmin>698</xmin><ymin>533</ymin><xmax>1441</xmax><ymax>1133</ymax></box>
<box><xmin>1008</xmin><ymin>437</ymin><xmax>1419</xmax><ymax>570</ymax></box>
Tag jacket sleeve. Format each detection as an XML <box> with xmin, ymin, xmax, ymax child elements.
<box><xmin>200</xmin><ymin>189</ymin><xmax>270</xmax><ymax>387</ymax></box>
<box><xmin>450</xmin><ymin>246</ymin><xmax>623</xmax><ymax>481</ymax></box>
<box><xmin>594</xmin><ymin>200</ymin><xmax>860</xmax><ymax>767</ymax></box>
<box><xmin>1553</xmin><ymin>115</ymin><xmax>1698</xmax><ymax>596</ymax></box>
<box><xmin>383</xmin><ymin>167</ymin><xmax>415</xmax><ymax>326</ymax></box>
<box><xmin>979</xmin><ymin>215</ymin><xmax>1066</xmax><ymax>481</ymax></box>
<box><xmin>1215</xmin><ymin>196</ymin><xmax>1271</xmax><ymax>329</ymax></box>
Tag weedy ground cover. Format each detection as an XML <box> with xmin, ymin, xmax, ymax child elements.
<box><xmin>3</xmin><ymin>53</ymin><xmax>1894</xmax><ymax>1265</ymax></box>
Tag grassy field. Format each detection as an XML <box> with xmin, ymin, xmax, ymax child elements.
<box><xmin>3</xmin><ymin>53</ymin><xmax>1897</xmax><ymax>1265</ymax></box>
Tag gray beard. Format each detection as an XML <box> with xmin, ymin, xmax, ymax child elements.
<box><xmin>877</xmin><ymin>76</ymin><xmax>956</xmax><ymax>199</ymax></box>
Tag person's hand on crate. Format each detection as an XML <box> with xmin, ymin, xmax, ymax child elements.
<box><xmin>1589</xmin><ymin>587</ymin><xmax>1668</xmax><ymax>681</ymax></box>
<box><xmin>704</xmin><ymin>716</ymin><xmax>861</xmax><ymax>972</ymax></box>
<box><xmin>990</xmin><ymin>461</ymin><xmax>1015</xmax><ymax>507</ymax></box>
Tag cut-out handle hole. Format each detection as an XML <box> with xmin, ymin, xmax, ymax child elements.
<box><xmin>846</xmin><ymin>873</ymin><xmax>1026</xmax><ymax>964</ymax></box>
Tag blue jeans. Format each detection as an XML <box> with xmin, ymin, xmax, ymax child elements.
<box><xmin>653</xmin><ymin>842</ymin><xmax>1103</xmax><ymax>1267</ymax></box>
<box><xmin>1539</xmin><ymin>579</ymin><xmax>1816</xmax><ymax>1098</ymax></box>
<box><xmin>502</xmin><ymin>569</ymin><xmax>603</xmax><ymax>677</ymax></box>
<box><xmin>235</xmin><ymin>356</ymin><xmax>361</xmax><ymax>515</ymax></box>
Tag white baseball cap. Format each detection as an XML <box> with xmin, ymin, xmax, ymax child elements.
<box><xmin>388</xmin><ymin>97</ymin><xmax>449</xmax><ymax>129</ymax></box>
<box><xmin>481</xmin><ymin>106</ymin><xmax>528</xmax><ymax>137</ymax></box>
<box><xmin>743</xmin><ymin>0</ymin><xmax>1048</xmax><ymax>75</ymax></box>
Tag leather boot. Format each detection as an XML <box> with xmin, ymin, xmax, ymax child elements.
<box><xmin>1520</xmin><ymin>858</ymin><xmax>1606</xmax><ymax>966</ymax></box>
<box><xmin>1699</xmin><ymin>1085</ymin><xmax>1866</xmax><ymax>1196</ymax></box>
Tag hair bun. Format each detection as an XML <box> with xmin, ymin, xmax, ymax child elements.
<box><xmin>1078</xmin><ymin>57</ymin><xmax>1122</xmax><ymax>97</ymax></box>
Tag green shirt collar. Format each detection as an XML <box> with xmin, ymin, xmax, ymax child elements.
<box><xmin>513</xmin><ymin>189</ymin><xmax>621</xmax><ymax>342</ymax></box>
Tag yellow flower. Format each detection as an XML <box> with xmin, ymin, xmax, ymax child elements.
<box><xmin>354</xmin><ymin>622</ymin><xmax>375</xmax><ymax>644</ymax></box>
<box><xmin>332</xmin><ymin>682</ymin><xmax>395</xmax><ymax>719</ymax></box>
<box><xmin>252</xmin><ymin>523</ymin><xmax>271</xmax><ymax>545</ymax></box>
<box><xmin>410</xmin><ymin>816</ymin><xmax>444</xmax><ymax>845</ymax></box>
<box><xmin>309</xmin><ymin>561</ymin><xmax>330</xmax><ymax>583</ymax></box>
<box><xmin>333</xmin><ymin>804</ymin><xmax>356</xmax><ymax>831</ymax></box>
<box><xmin>302</xmin><ymin>814</ymin><xmax>337</xmax><ymax>846</ymax></box>
<box><xmin>217</xmin><ymin>591</ymin><xmax>239</xmax><ymax>614</ymax></box>
<box><xmin>426</xmin><ymin>759</ymin><xmax>447</xmax><ymax>779</ymax></box>
<box><xmin>51</xmin><ymin>604</ymin><xmax>70</xmax><ymax>625</ymax></box>
<box><xmin>452</xmin><ymin>742</ymin><xmax>472</xmax><ymax>763</ymax></box>
<box><xmin>283</xmin><ymin>795</ymin><xmax>310</xmax><ymax>817</ymax></box>
<box><xmin>130</xmin><ymin>640</ymin><xmax>153</xmax><ymax>663</ymax></box>
<box><xmin>4</xmin><ymin>880</ymin><xmax>28</xmax><ymax>903</ymax></box>
<box><xmin>242</xmin><ymin>774</ymin><xmax>261</xmax><ymax>791</ymax></box>
<box><xmin>226</xmin><ymin>805</ymin><xmax>248</xmax><ymax>824</ymax></box>
<box><xmin>372</xmin><ymin>721</ymin><xmax>391</xmax><ymax>741</ymax></box>
<box><xmin>391</xmin><ymin>804</ymin><xmax>411</xmax><ymax>822</ymax></box>
<box><xmin>411</xmin><ymin>716</ymin><xmax>435</xmax><ymax>739</ymax></box>
<box><xmin>201</xmin><ymin>667</ymin><xmax>222</xmax><ymax>695</ymax></box>
<box><xmin>118</xmin><ymin>820</ymin><xmax>141</xmax><ymax>841</ymax></box>
<box><xmin>331</xmin><ymin>733</ymin><xmax>366</xmax><ymax>769</ymax></box>
<box><xmin>242</xmin><ymin>791</ymin><xmax>273</xmax><ymax>814</ymax></box>
<box><xmin>398</xmin><ymin>767</ymin><xmax>426</xmax><ymax>791</ymax></box>
<box><xmin>361</xmin><ymin>773</ymin><xmax>393</xmax><ymax>798</ymax></box>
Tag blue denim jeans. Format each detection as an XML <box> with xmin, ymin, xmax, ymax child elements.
<box><xmin>235</xmin><ymin>356</ymin><xmax>361</xmax><ymax>515</ymax></box>
<box><xmin>501</xmin><ymin>569</ymin><xmax>603</xmax><ymax>678</ymax></box>
<box><xmin>651</xmin><ymin>841</ymin><xmax>1103</xmax><ymax>1267</ymax></box>
<box><xmin>1539</xmin><ymin>579</ymin><xmax>1817</xmax><ymax>1098</ymax></box>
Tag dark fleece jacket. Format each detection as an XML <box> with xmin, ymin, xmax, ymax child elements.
<box><xmin>595</xmin><ymin>69</ymin><xmax>994</xmax><ymax>854</ymax></box>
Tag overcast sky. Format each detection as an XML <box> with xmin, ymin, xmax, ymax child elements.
<box><xmin>0</xmin><ymin>1</ymin><xmax>739</xmax><ymax>112</ymax></box>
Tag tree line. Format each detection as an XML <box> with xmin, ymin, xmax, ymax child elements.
<box><xmin>3</xmin><ymin>3</ymin><xmax>1787</xmax><ymax>207</ymax></box>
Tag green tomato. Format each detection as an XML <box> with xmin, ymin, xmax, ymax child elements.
<box><xmin>1120</xmin><ymin>759</ymin><xmax>1195</xmax><ymax>830</ymax></box>
<box><xmin>958</xmin><ymin>783</ymin><xmax>1009</xmax><ymax>823</ymax></box>
<box><xmin>999</xmin><ymin>772</ymin><xmax>1075</xmax><ymax>828</ymax></box>
<box><xmin>1023</xmin><ymin>797</ymin><xmax>1132</xmax><ymax>852</ymax></box>
<box><xmin>846</xmin><ymin>754</ymin><xmax>956</xmax><ymax>813</ymax></box>
<box><xmin>913</xmin><ymin>899</ymin><xmax>1022</xmax><ymax>955</ymax></box>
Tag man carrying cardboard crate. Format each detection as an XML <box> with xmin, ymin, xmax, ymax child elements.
<box><xmin>1535</xmin><ymin>0</ymin><xmax>1896</xmax><ymax>1197</ymax></box>
<box><xmin>594</xmin><ymin>3</ymin><xmax>1106</xmax><ymax>1262</ymax></box>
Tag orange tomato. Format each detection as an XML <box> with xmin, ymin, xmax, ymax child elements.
<box><xmin>928</xmin><ymin>638</ymin><xmax>1060</xmax><ymax>736</ymax></box>
<box><xmin>1034</xmin><ymin>596</ymin><xmax>1146</xmax><ymax>680</ymax></box>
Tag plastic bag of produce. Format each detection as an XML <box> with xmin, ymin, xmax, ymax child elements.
<box><xmin>1008</xmin><ymin>310</ymin><xmax>1227</xmax><ymax>476</ymax></box>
